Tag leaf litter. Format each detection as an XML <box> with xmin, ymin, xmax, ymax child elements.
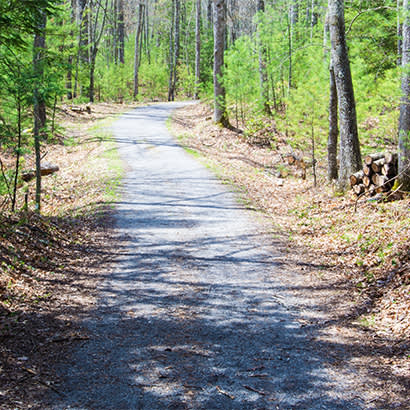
<box><xmin>0</xmin><ymin>102</ymin><xmax>134</xmax><ymax>409</ymax></box>
<box><xmin>171</xmin><ymin>102</ymin><xmax>409</xmax><ymax>405</ymax></box>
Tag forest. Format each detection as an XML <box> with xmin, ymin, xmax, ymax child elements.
<box><xmin>0</xmin><ymin>0</ymin><xmax>409</xmax><ymax>208</ymax></box>
<box><xmin>0</xmin><ymin>0</ymin><xmax>409</xmax><ymax>407</ymax></box>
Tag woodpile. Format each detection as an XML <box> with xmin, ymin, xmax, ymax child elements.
<box><xmin>70</xmin><ymin>104</ymin><xmax>92</xmax><ymax>114</ymax></box>
<box><xmin>284</xmin><ymin>153</ymin><xmax>306</xmax><ymax>180</ymax></box>
<box><xmin>350</xmin><ymin>152</ymin><xmax>398</xmax><ymax>197</ymax></box>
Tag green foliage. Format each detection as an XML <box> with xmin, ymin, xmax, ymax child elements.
<box><xmin>276</xmin><ymin>50</ymin><xmax>329</xmax><ymax>153</ymax></box>
<box><xmin>224</xmin><ymin>36</ymin><xmax>259</xmax><ymax>125</ymax></box>
<box><xmin>139</xmin><ymin>58</ymin><xmax>169</xmax><ymax>100</ymax></box>
<box><xmin>0</xmin><ymin>0</ymin><xmax>58</xmax><ymax>48</ymax></box>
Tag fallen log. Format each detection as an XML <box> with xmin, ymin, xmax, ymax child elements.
<box><xmin>363</xmin><ymin>175</ymin><xmax>372</xmax><ymax>187</ymax></box>
<box><xmin>382</xmin><ymin>163</ymin><xmax>397</xmax><ymax>176</ymax></box>
<box><xmin>364</xmin><ymin>152</ymin><xmax>385</xmax><ymax>166</ymax></box>
<box><xmin>368</xmin><ymin>184</ymin><xmax>377</xmax><ymax>196</ymax></box>
<box><xmin>22</xmin><ymin>162</ymin><xmax>59</xmax><ymax>182</ymax></box>
<box><xmin>70</xmin><ymin>104</ymin><xmax>92</xmax><ymax>114</ymax></box>
<box><xmin>371</xmin><ymin>158</ymin><xmax>385</xmax><ymax>173</ymax></box>
<box><xmin>353</xmin><ymin>183</ymin><xmax>365</xmax><ymax>195</ymax></box>
<box><xmin>350</xmin><ymin>170</ymin><xmax>364</xmax><ymax>187</ymax></box>
<box><xmin>384</xmin><ymin>152</ymin><xmax>398</xmax><ymax>165</ymax></box>
<box><xmin>363</xmin><ymin>164</ymin><xmax>373</xmax><ymax>176</ymax></box>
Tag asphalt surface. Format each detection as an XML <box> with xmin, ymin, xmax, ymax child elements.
<box><xmin>49</xmin><ymin>102</ymin><xmax>365</xmax><ymax>409</ymax></box>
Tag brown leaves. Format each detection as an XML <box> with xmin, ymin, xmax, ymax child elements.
<box><xmin>171</xmin><ymin>103</ymin><xmax>410</xmax><ymax>340</ymax></box>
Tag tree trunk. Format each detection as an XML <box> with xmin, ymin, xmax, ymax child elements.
<box><xmin>207</xmin><ymin>0</ymin><xmax>213</xmax><ymax>28</ymax></box>
<box><xmin>288</xmin><ymin>0</ymin><xmax>298</xmax><ymax>91</ymax></box>
<box><xmin>78</xmin><ymin>0</ymin><xmax>89</xmax><ymax>65</ymax></box>
<box><xmin>168</xmin><ymin>0</ymin><xmax>175</xmax><ymax>101</ymax></box>
<box><xmin>290</xmin><ymin>0</ymin><xmax>299</xmax><ymax>24</ymax></box>
<box><xmin>328</xmin><ymin>62</ymin><xmax>338</xmax><ymax>181</ymax></box>
<box><xmin>398</xmin><ymin>0</ymin><xmax>410</xmax><ymax>190</ymax></box>
<box><xmin>310</xmin><ymin>0</ymin><xmax>317</xmax><ymax>39</ymax></box>
<box><xmin>213</xmin><ymin>0</ymin><xmax>230</xmax><ymax>126</ymax></box>
<box><xmin>328</xmin><ymin>0</ymin><xmax>361</xmax><ymax>190</ymax></box>
<box><xmin>33</xmin><ymin>11</ymin><xmax>47</xmax><ymax>213</ymax></box>
<box><xmin>89</xmin><ymin>51</ymin><xmax>96</xmax><ymax>102</ymax></box>
<box><xmin>144</xmin><ymin>0</ymin><xmax>150</xmax><ymax>64</ymax></box>
<box><xmin>134</xmin><ymin>3</ymin><xmax>144</xmax><ymax>99</ymax></box>
<box><xmin>118</xmin><ymin>0</ymin><xmax>125</xmax><ymax>64</ymax></box>
<box><xmin>257</xmin><ymin>0</ymin><xmax>271</xmax><ymax>115</ymax></box>
<box><xmin>87</xmin><ymin>0</ymin><xmax>108</xmax><ymax>102</ymax></box>
<box><xmin>229</xmin><ymin>0</ymin><xmax>239</xmax><ymax>44</ymax></box>
<box><xmin>171</xmin><ymin>0</ymin><xmax>180</xmax><ymax>100</ymax></box>
<box><xmin>12</xmin><ymin>96</ymin><xmax>22</xmax><ymax>212</ymax></box>
<box><xmin>168</xmin><ymin>0</ymin><xmax>180</xmax><ymax>101</ymax></box>
<box><xmin>398</xmin><ymin>0</ymin><xmax>403</xmax><ymax>66</ymax></box>
<box><xmin>195</xmin><ymin>0</ymin><xmax>201</xmax><ymax>99</ymax></box>
<box><xmin>66</xmin><ymin>0</ymin><xmax>76</xmax><ymax>99</ymax></box>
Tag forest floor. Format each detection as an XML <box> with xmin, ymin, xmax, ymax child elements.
<box><xmin>171</xmin><ymin>102</ymin><xmax>410</xmax><ymax>342</ymax></box>
<box><xmin>0</xmin><ymin>101</ymin><xmax>408</xmax><ymax>408</ymax></box>
<box><xmin>0</xmin><ymin>103</ymin><xmax>135</xmax><ymax>408</ymax></box>
<box><xmin>171</xmin><ymin>103</ymin><xmax>409</xmax><ymax>393</ymax></box>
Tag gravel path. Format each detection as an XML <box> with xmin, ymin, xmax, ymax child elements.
<box><xmin>49</xmin><ymin>102</ymin><xmax>366</xmax><ymax>409</ymax></box>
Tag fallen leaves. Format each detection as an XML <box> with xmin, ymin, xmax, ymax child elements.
<box><xmin>171</xmin><ymin>102</ymin><xmax>410</xmax><ymax>341</ymax></box>
<box><xmin>0</xmin><ymin>102</ymin><xmax>129</xmax><ymax>409</ymax></box>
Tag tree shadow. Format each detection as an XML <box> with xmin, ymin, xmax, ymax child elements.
<box><xmin>37</xmin><ymin>200</ymin><xmax>408</xmax><ymax>409</ymax></box>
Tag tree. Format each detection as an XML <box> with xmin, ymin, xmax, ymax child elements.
<box><xmin>327</xmin><ymin>60</ymin><xmax>338</xmax><ymax>181</ymax></box>
<box><xmin>133</xmin><ymin>2</ymin><xmax>144</xmax><ymax>99</ymax></box>
<box><xmin>328</xmin><ymin>0</ymin><xmax>361</xmax><ymax>190</ymax></box>
<box><xmin>168</xmin><ymin>0</ymin><xmax>180</xmax><ymax>101</ymax></box>
<box><xmin>398</xmin><ymin>0</ymin><xmax>410</xmax><ymax>191</ymax></box>
<box><xmin>33</xmin><ymin>10</ymin><xmax>48</xmax><ymax>213</ymax></box>
<box><xmin>194</xmin><ymin>0</ymin><xmax>201</xmax><ymax>99</ymax></box>
<box><xmin>213</xmin><ymin>0</ymin><xmax>230</xmax><ymax>126</ymax></box>
<box><xmin>0</xmin><ymin>0</ymin><xmax>56</xmax><ymax>48</ymax></box>
<box><xmin>257</xmin><ymin>0</ymin><xmax>271</xmax><ymax>115</ymax></box>
<box><xmin>88</xmin><ymin>0</ymin><xmax>109</xmax><ymax>102</ymax></box>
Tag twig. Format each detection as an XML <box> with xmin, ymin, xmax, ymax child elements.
<box><xmin>216</xmin><ymin>385</ymin><xmax>235</xmax><ymax>399</ymax></box>
<box><xmin>346</xmin><ymin>7</ymin><xmax>395</xmax><ymax>35</ymax></box>
<box><xmin>0</xmin><ymin>157</ymin><xmax>13</xmax><ymax>205</ymax></box>
<box><xmin>243</xmin><ymin>384</ymin><xmax>266</xmax><ymax>395</ymax></box>
<box><xmin>49</xmin><ymin>334</ymin><xmax>90</xmax><ymax>343</ymax></box>
<box><xmin>22</xmin><ymin>367</ymin><xmax>66</xmax><ymax>397</ymax></box>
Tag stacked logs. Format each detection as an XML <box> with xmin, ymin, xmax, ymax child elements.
<box><xmin>350</xmin><ymin>152</ymin><xmax>398</xmax><ymax>197</ymax></box>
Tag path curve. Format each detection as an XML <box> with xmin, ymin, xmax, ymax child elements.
<box><xmin>50</xmin><ymin>102</ymin><xmax>365</xmax><ymax>409</ymax></box>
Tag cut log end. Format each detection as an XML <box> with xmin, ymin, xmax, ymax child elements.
<box><xmin>351</xmin><ymin>151</ymin><xmax>398</xmax><ymax>198</ymax></box>
<box><xmin>364</xmin><ymin>152</ymin><xmax>385</xmax><ymax>166</ymax></box>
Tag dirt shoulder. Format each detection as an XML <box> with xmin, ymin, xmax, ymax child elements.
<box><xmin>0</xmin><ymin>103</ymin><xmax>134</xmax><ymax>409</ymax></box>
<box><xmin>171</xmin><ymin>102</ymin><xmax>409</xmax><ymax>403</ymax></box>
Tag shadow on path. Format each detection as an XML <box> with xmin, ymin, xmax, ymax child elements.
<box><xmin>45</xmin><ymin>103</ymin><xmax>407</xmax><ymax>409</ymax></box>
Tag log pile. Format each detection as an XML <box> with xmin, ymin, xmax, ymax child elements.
<box><xmin>350</xmin><ymin>152</ymin><xmax>398</xmax><ymax>197</ymax></box>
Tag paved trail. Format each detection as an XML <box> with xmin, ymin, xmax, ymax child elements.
<box><xmin>50</xmin><ymin>102</ymin><xmax>365</xmax><ymax>409</ymax></box>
